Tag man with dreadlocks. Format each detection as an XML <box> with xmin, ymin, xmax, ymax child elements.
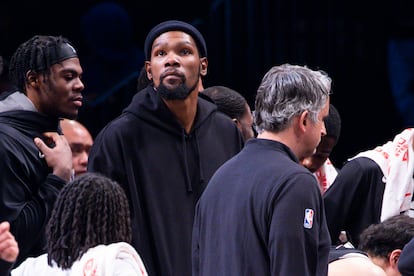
<box><xmin>0</xmin><ymin>35</ymin><xmax>84</xmax><ymax>271</ymax></box>
<box><xmin>11</xmin><ymin>172</ymin><xmax>148</xmax><ymax>275</ymax></box>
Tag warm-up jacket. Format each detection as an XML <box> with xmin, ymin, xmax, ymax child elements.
<box><xmin>398</xmin><ymin>236</ymin><xmax>414</xmax><ymax>275</ymax></box>
<box><xmin>323</xmin><ymin>157</ymin><xmax>385</xmax><ymax>247</ymax></box>
<box><xmin>87</xmin><ymin>86</ymin><xmax>244</xmax><ymax>276</ymax></box>
<box><xmin>0</xmin><ymin>91</ymin><xmax>66</xmax><ymax>270</ymax></box>
<box><xmin>192</xmin><ymin>139</ymin><xmax>331</xmax><ymax>276</ymax></box>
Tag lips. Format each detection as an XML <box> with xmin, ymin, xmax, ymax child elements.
<box><xmin>162</xmin><ymin>69</ymin><xmax>183</xmax><ymax>78</ymax></box>
<box><xmin>161</xmin><ymin>71</ymin><xmax>184</xmax><ymax>84</ymax></box>
<box><xmin>73</xmin><ymin>100</ymin><xmax>83</xmax><ymax>108</ymax></box>
<box><xmin>164</xmin><ymin>75</ymin><xmax>181</xmax><ymax>82</ymax></box>
<box><xmin>72</xmin><ymin>96</ymin><xmax>83</xmax><ymax>108</ymax></box>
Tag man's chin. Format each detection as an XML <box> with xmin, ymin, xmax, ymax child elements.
<box><xmin>157</xmin><ymin>84</ymin><xmax>192</xmax><ymax>100</ymax></box>
<box><xmin>160</xmin><ymin>93</ymin><xmax>191</xmax><ymax>101</ymax></box>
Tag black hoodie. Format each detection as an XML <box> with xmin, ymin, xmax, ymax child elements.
<box><xmin>0</xmin><ymin>91</ymin><xmax>66</xmax><ymax>271</ymax></box>
<box><xmin>88</xmin><ymin>86</ymin><xmax>244</xmax><ymax>276</ymax></box>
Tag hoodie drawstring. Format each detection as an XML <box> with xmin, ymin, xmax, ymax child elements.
<box><xmin>182</xmin><ymin>130</ymin><xmax>204</xmax><ymax>193</ymax></box>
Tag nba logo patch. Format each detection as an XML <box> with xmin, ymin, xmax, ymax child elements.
<box><xmin>304</xmin><ymin>208</ymin><xmax>314</xmax><ymax>229</ymax></box>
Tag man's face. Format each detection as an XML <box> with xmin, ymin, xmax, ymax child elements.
<box><xmin>36</xmin><ymin>57</ymin><xmax>84</xmax><ymax>119</ymax></box>
<box><xmin>237</xmin><ymin>103</ymin><xmax>255</xmax><ymax>142</ymax></box>
<box><xmin>145</xmin><ymin>31</ymin><xmax>207</xmax><ymax>100</ymax></box>
<box><xmin>306</xmin><ymin>100</ymin><xmax>330</xmax><ymax>158</ymax></box>
<box><xmin>301</xmin><ymin>136</ymin><xmax>336</xmax><ymax>173</ymax></box>
<box><xmin>61</xmin><ymin>119</ymin><xmax>93</xmax><ymax>176</ymax></box>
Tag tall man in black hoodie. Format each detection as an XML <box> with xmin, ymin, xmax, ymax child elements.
<box><xmin>0</xmin><ymin>35</ymin><xmax>84</xmax><ymax>271</ymax></box>
<box><xmin>87</xmin><ymin>20</ymin><xmax>244</xmax><ymax>276</ymax></box>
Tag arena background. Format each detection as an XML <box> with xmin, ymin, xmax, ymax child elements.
<box><xmin>1</xmin><ymin>0</ymin><xmax>412</xmax><ymax>167</ymax></box>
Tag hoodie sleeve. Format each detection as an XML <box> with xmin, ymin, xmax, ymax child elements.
<box><xmin>0</xmin><ymin>135</ymin><xmax>65</xmax><ymax>266</ymax></box>
<box><xmin>87</xmin><ymin>122</ymin><xmax>127</xmax><ymax>185</ymax></box>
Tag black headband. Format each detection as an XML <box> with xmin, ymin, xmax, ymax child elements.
<box><xmin>144</xmin><ymin>20</ymin><xmax>207</xmax><ymax>60</ymax></box>
<box><xmin>36</xmin><ymin>42</ymin><xmax>78</xmax><ymax>70</ymax></box>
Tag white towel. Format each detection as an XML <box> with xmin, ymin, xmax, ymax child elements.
<box><xmin>350</xmin><ymin>128</ymin><xmax>414</xmax><ymax>221</ymax></box>
<box><xmin>71</xmin><ymin>242</ymin><xmax>148</xmax><ymax>276</ymax></box>
<box><xmin>314</xmin><ymin>158</ymin><xmax>338</xmax><ymax>194</ymax></box>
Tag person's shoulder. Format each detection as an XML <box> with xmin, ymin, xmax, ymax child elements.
<box><xmin>72</xmin><ymin>242</ymin><xmax>148</xmax><ymax>276</ymax></box>
<box><xmin>267</xmin><ymin>156</ymin><xmax>319</xmax><ymax>191</ymax></box>
<box><xmin>11</xmin><ymin>254</ymin><xmax>61</xmax><ymax>275</ymax></box>
<box><xmin>338</xmin><ymin>156</ymin><xmax>382</xmax><ymax>177</ymax></box>
<box><xmin>347</xmin><ymin>156</ymin><xmax>381</xmax><ymax>168</ymax></box>
<box><xmin>197</xmin><ymin>102</ymin><xmax>242</xmax><ymax>136</ymax></box>
<box><xmin>96</xmin><ymin>112</ymin><xmax>138</xmax><ymax>136</ymax></box>
<box><xmin>197</xmin><ymin>95</ymin><xmax>227</xmax><ymax>122</ymax></box>
<box><xmin>398</xmin><ymin>237</ymin><xmax>414</xmax><ymax>275</ymax></box>
<box><xmin>281</xmin><ymin>156</ymin><xmax>315</xmax><ymax>177</ymax></box>
<box><xmin>0</xmin><ymin>116</ymin><xmax>30</xmax><ymax>150</ymax></box>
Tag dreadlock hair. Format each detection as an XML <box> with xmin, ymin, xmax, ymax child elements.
<box><xmin>46</xmin><ymin>172</ymin><xmax>131</xmax><ymax>269</ymax></box>
<box><xmin>8</xmin><ymin>35</ymin><xmax>77</xmax><ymax>94</ymax></box>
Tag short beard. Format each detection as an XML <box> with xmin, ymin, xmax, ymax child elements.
<box><xmin>157</xmin><ymin>83</ymin><xmax>193</xmax><ymax>100</ymax></box>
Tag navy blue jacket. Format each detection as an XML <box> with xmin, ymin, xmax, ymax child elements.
<box><xmin>399</xmin><ymin>236</ymin><xmax>414</xmax><ymax>275</ymax></box>
<box><xmin>192</xmin><ymin>139</ymin><xmax>331</xmax><ymax>276</ymax></box>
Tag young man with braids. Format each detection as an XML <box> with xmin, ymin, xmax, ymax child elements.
<box><xmin>0</xmin><ymin>35</ymin><xmax>84</xmax><ymax>270</ymax></box>
<box><xmin>87</xmin><ymin>20</ymin><xmax>244</xmax><ymax>276</ymax></box>
<box><xmin>11</xmin><ymin>172</ymin><xmax>148</xmax><ymax>275</ymax></box>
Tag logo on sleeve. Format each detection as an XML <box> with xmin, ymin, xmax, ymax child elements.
<box><xmin>304</xmin><ymin>208</ymin><xmax>314</xmax><ymax>229</ymax></box>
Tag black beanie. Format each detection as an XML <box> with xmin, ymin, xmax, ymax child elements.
<box><xmin>144</xmin><ymin>20</ymin><xmax>207</xmax><ymax>60</ymax></box>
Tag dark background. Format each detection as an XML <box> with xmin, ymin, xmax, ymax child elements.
<box><xmin>1</xmin><ymin>0</ymin><xmax>413</xmax><ymax>167</ymax></box>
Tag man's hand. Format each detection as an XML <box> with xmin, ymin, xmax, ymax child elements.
<box><xmin>0</xmin><ymin>221</ymin><xmax>18</xmax><ymax>263</ymax></box>
<box><xmin>34</xmin><ymin>132</ymin><xmax>73</xmax><ymax>181</ymax></box>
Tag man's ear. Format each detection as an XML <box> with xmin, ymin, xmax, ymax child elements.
<box><xmin>145</xmin><ymin>62</ymin><xmax>152</xmax><ymax>80</ymax></box>
<box><xmin>233</xmin><ymin>118</ymin><xmax>242</xmax><ymax>130</ymax></box>
<box><xmin>389</xmin><ymin>249</ymin><xmax>401</xmax><ymax>270</ymax></box>
<box><xmin>200</xmin><ymin>57</ymin><xmax>208</xmax><ymax>77</ymax></box>
<box><xmin>26</xmin><ymin>71</ymin><xmax>38</xmax><ymax>89</ymax></box>
<box><xmin>299</xmin><ymin>110</ymin><xmax>309</xmax><ymax>130</ymax></box>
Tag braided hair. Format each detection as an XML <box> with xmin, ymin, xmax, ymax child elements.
<box><xmin>8</xmin><ymin>35</ymin><xmax>76</xmax><ymax>94</ymax></box>
<box><xmin>46</xmin><ymin>172</ymin><xmax>131</xmax><ymax>269</ymax></box>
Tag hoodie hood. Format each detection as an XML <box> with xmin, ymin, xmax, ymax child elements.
<box><xmin>0</xmin><ymin>91</ymin><xmax>61</xmax><ymax>135</ymax></box>
<box><xmin>122</xmin><ymin>86</ymin><xmax>220</xmax><ymax>192</ymax></box>
<box><xmin>123</xmin><ymin>86</ymin><xmax>218</xmax><ymax>136</ymax></box>
<box><xmin>0</xmin><ymin>91</ymin><xmax>37</xmax><ymax>113</ymax></box>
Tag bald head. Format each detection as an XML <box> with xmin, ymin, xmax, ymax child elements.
<box><xmin>329</xmin><ymin>256</ymin><xmax>386</xmax><ymax>276</ymax></box>
<box><xmin>60</xmin><ymin>119</ymin><xmax>93</xmax><ymax>176</ymax></box>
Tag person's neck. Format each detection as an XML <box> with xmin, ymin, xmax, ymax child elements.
<box><xmin>163</xmin><ymin>90</ymin><xmax>198</xmax><ymax>134</ymax></box>
<box><xmin>257</xmin><ymin>129</ymin><xmax>300</xmax><ymax>158</ymax></box>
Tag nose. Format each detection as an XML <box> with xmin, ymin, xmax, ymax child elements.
<box><xmin>78</xmin><ymin>151</ymin><xmax>88</xmax><ymax>165</ymax></box>
<box><xmin>165</xmin><ymin>52</ymin><xmax>180</xmax><ymax>67</ymax></box>
<box><xmin>75</xmin><ymin>77</ymin><xmax>85</xmax><ymax>92</ymax></box>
